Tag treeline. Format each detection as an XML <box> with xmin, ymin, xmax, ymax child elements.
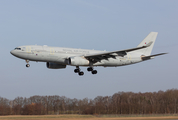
<box><xmin>0</xmin><ymin>89</ymin><xmax>178</xmax><ymax>115</ymax></box>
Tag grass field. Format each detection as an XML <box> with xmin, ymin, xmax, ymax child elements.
<box><xmin>0</xmin><ymin>115</ymin><xmax>178</xmax><ymax>120</ymax></box>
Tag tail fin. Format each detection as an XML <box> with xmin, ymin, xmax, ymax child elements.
<box><xmin>137</xmin><ymin>32</ymin><xmax>158</xmax><ymax>56</ymax></box>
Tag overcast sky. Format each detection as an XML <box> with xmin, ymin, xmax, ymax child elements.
<box><xmin>0</xmin><ymin>0</ymin><xmax>178</xmax><ymax>100</ymax></box>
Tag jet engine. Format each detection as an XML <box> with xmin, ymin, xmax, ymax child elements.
<box><xmin>68</xmin><ymin>57</ymin><xmax>89</xmax><ymax>66</ymax></box>
<box><xmin>46</xmin><ymin>62</ymin><xmax>66</xmax><ymax>69</ymax></box>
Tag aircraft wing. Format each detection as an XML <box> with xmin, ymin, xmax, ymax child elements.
<box><xmin>84</xmin><ymin>42</ymin><xmax>153</xmax><ymax>62</ymax></box>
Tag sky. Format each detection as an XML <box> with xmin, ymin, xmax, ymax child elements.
<box><xmin>0</xmin><ymin>0</ymin><xmax>178</xmax><ymax>100</ymax></box>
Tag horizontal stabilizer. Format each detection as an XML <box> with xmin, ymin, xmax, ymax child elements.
<box><xmin>142</xmin><ymin>53</ymin><xmax>167</xmax><ymax>61</ymax></box>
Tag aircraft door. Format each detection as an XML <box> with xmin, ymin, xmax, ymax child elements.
<box><xmin>50</xmin><ymin>48</ymin><xmax>55</xmax><ymax>55</ymax></box>
<box><xmin>49</xmin><ymin>48</ymin><xmax>57</xmax><ymax>61</ymax></box>
<box><xmin>26</xmin><ymin>46</ymin><xmax>31</xmax><ymax>53</ymax></box>
<box><xmin>127</xmin><ymin>54</ymin><xmax>132</xmax><ymax>64</ymax></box>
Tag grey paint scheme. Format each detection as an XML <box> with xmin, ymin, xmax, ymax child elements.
<box><xmin>10</xmin><ymin>32</ymin><xmax>167</xmax><ymax>69</ymax></box>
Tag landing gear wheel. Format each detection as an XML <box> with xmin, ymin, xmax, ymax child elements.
<box><xmin>74</xmin><ymin>69</ymin><xmax>80</xmax><ymax>73</ymax></box>
<box><xmin>74</xmin><ymin>66</ymin><xmax>84</xmax><ymax>76</ymax></box>
<box><xmin>87</xmin><ymin>67</ymin><xmax>93</xmax><ymax>71</ymax></box>
<box><xmin>79</xmin><ymin>71</ymin><xmax>84</xmax><ymax>76</ymax></box>
<box><xmin>92</xmin><ymin>70</ymin><xmax>97</xmax><ymax>74</ymax></box>
<box><xmin>26</xmin><ymin>64</ymin><xmax>30</xmax><ymax>68</ymax></box>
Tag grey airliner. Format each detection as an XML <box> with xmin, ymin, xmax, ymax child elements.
<box><xmin>10</xmin><ymin>32</ymin><xmax>166</xmax><ymax>76</ymax></box>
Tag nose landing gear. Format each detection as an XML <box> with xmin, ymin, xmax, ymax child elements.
<box><xmin>25</xmin><ymin>60</ymin><xmax>30</xmax><ymax>68</ymax></box>
<box><xmin>26</xmin><ymin>64</ymin><xmax>30</xmax><ymax>67</ymax></box>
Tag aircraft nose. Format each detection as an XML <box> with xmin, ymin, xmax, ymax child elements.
<box><xmin>10</xmin><ymin>50</ymin><xmax>15</xmax><ymax>55</ymax></box>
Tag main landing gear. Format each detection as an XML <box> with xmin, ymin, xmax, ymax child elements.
<box><xmin>74</xmin><ymin>66</ymin><xmax>97</xmax><ymax>76</ymax></box>
<box><xmin>74</xmin><ymin>66</ymin><xmax>84</xmax><ymax>76</ymax></box>
<box><xmin>25</xmin><ymin>60</ymin><xmax>30</xmax><ymax>68</ymax></box>
<box><xmin>87</xmin><ymin>67</ymin><xmax>97</xmax><ymax>75</ymax></box>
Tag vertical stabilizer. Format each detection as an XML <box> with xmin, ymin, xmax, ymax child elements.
<box><xmin>137</xmin><ymin>32</ymin><xmax>158</xmax><ymax>56</ymax></box>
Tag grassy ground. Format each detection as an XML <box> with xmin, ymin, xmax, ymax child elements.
<box><xmin>0</xmin><ymin>115</ymin><xmax>178</xmax><ymax>120</ymax></box>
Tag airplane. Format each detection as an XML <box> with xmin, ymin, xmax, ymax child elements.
<box><xmin>10</xmin><ymin>32</ymin><xmax>167</xmax><ymax>76</ymax></box>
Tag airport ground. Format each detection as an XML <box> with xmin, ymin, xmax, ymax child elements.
<box><xmin>0</xmin><ymin>115</ymin><xmax>178</xmax><ymax>120</ymax></box>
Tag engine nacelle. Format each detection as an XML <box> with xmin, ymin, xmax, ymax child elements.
<box><xmin>68</xmin><ymin>57</ymin><xmax>89</xmax><ymax>66</ymax></box>
<box><xmin>46</xmin><ymin>62</ymin><xmax>66</xmax><ymax>69</ymax></box>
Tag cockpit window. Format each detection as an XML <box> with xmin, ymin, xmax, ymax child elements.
<box><xmin>14</xmin><ymin>48</ymin><xmax>21</xmax><ymax>50</ymax></box>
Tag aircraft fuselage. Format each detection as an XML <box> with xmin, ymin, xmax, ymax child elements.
<box><xmin>10</xmin><ymin>45</ymin><xmax>142</xmax><ymax>67</ymax></box>
<box><xmin>10</xmin><ymin>32</ymin><xmax>166</xmax><ymax>76</ymax></box>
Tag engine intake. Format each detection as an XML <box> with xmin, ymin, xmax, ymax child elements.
<box><xmin>46</xmin><ymin>62</ymin><xmax>66</xmax><ymax>69</ymax></box>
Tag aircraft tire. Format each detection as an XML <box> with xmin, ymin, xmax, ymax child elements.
<box><xmin>92</xmin><ymin>70</ymin><xmax>97</xmax><ymax>74</ymax></box>
<box><xmin>74</xmin><ymin>69</ymin><xmax>80</xmax><ymax>73</ymax></box>
<box><xmin>26</xmin><ymin>64</ymin><xmax>30</xmax><ymax>68</ymax></box>
<box><xmin>87</xmin><ymin>67</ymin><xmax>93</xmax><ymax>71</ymax></box>
<box><xmin>79</xmin><ymin>71</ymin><xmax>84</xmax><ymax>76</ymax></box>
